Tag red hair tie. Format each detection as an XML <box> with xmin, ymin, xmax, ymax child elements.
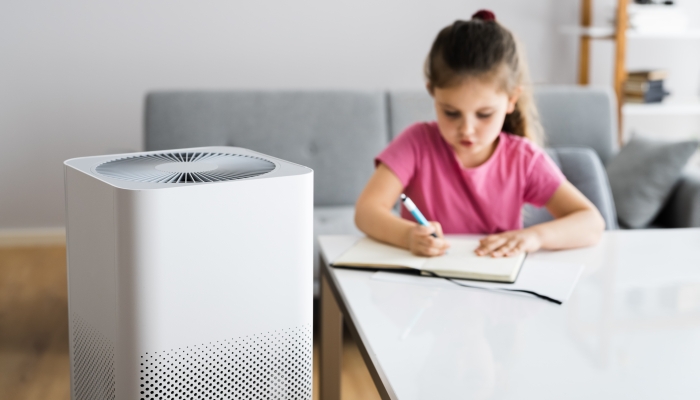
<box><xmin>472</xmin><ymin>9</ymin><xmax>496</xmax><ymax>22</ymax></box>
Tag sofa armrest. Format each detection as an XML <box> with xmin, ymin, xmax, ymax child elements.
<box><xmin>656</xmin><ymin>168</ymin><xmax>700</xmax><ymax>228</ymax></box>
<box><xmin>524</xmin><ymin>147</ymin><xmax>618</xmax><ymax>230</ymax></box>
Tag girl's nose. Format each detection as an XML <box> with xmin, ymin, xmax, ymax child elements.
<box><xmin>459</xmin><ymin>118</ymin><xmax>476</xmax><ymax>136</ymax></box>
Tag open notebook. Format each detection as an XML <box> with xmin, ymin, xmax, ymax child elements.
<box><xmin>332</xmin><ymin>237</ymin><xmax>526</xmax><ymax>283</ymax></box>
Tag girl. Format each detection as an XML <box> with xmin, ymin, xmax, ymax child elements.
<box><xmin>355</xmin><ymin>10</ymin><xmax>604</xmax><ymax>258</ymax></box>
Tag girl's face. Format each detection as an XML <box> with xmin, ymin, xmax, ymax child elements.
<box><xmin>431</xmin><ymin>78</ymin><xmax>520</xmax><ymax>168</ymax></box>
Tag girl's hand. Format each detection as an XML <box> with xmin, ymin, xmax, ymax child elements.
<box><xmin>475</xmin><ymin>229</ymin><xmax>542</xmax><ymax>258</ymax></box>
<box><xmin>407</xmin><ymin>222</ymin><xmax>450</xmax><ymax>257</ymax></box>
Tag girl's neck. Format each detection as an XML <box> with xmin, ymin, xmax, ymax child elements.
<box><xmin>454</xmin><ymin>136</ymin><xmax>500</xmax><ymax>169</ymax></box>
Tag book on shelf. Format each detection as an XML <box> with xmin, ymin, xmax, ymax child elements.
<box><xmin>623</xmin><ymin>79</ymin><xmax>664</xmax><ymax>96</ymax></box>
<box><xmin>624</xmin><ymin>70</ymin><xmax>670</xmax><ymax>103</ymax></box>
<box><xmin>627</xmin><ymin>69</ymin><xmax>668</xmax><ymax>82</ymax></box>
<box><xmin>624</xmin><ymin>85</ymin><xmax>669</xmax><ymax>103</ymax></box>
<box><xmin>624</xmin><ymin>90</ymin><xmax>670</xmax><ymax>103</ymax></box>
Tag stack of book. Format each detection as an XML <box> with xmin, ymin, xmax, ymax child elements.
<box><xmin>624</xmin><ymin>70</ymin><xmax>670</xmax><ymax>104</ymax></box>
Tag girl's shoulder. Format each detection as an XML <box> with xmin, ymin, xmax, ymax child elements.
<box><xmin>499</xmin><ymin>133</ymin><xmax>561</xmax><ymax>180</ymax></box>
<box><xmin>398</xmin><ymin>121</ymin><xmax>440</xmax><ymax>138</ymax></box>
<box><xmin>394</xmin><ymin>121</ymin><xmax>442</xmax><ymax>147</ymax></box>
<box><xmin>500</xmin><ymin>132</ymin><xmax>546</xmax><ymax>160</ymax></box>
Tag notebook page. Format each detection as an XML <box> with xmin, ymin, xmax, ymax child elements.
<box><xmin>422</xmin><ymin>238</ymin><xmax>524</xmax><ymax>281</ymax></box>
<box><xmin>332</xmin><ymin>237</ymin><xmax>428</xmax><ymax>270</ymax></box>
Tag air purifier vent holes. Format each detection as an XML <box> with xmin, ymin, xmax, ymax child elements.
<box><xmin>95</xmin><ymin>152</ymin><xmax>276</xmax><ymax>184</ymax></box>
<box><xmin>72</xmin><ymin>315</ymin><xmax>115</xmax><ymax>400</ymax></box>
<box><xmin>138</xmin><ymin>324</ymin><xmax>312</xmax><ymax>399</ymax></box>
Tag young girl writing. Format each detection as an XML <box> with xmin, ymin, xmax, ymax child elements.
<box><xmin>355</xmin><ymin>10</ymin><xmax>605</xmax><ymax>258</ymax></box>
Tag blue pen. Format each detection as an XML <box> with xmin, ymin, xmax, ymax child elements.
<box><xmin>400</xmin><ymin>194</ymin><xmax>438</xmax><ymax>238</ymax></box>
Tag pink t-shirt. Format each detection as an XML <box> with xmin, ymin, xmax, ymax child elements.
<box><xmin>376</xmin><ymin>122</ymin><xmax>565</xmax><ymax>234</ymax></box>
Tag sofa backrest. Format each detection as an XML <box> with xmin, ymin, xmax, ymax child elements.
<box><xmin>388</xmin><ymin>86</ymin><xmax>619</xmax><ymax>164</ymax></box>
<box><xmin>387</xmin><ymin>90</ymin><xmax>435</xmax><ymax>140</ymax></box>
<box><xmin>145</xmin><ymin>91</ymin><xmax>389</xmax><ymax>206</ymax></box>
<box><xmin>144</xmin><ymin>87</ymin><xmax>618</xmax><ymax>214</ymax></box>
<box><xmin>533</xmin><ymin>85</ymin><xmax>619</xmax><ymax>164</ymax></box>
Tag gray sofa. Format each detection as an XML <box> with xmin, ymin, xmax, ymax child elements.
<box><xmin>536</xmin><ymin>86</ymin><xmax>700</xmax><ymax>228</ymax></box>
<box><xmin>144</xmin><ymin>87</ymin><xmax>700</xmax><ymax>294</ymax></box>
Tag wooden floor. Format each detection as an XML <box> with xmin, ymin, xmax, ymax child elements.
<box><xmin>0</xmin><ymin>245</ymin><xmax>380</xmax><ymax>400</ymax></box>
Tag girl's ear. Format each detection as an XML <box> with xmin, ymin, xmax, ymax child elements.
<box><xmin>506</xmin><ymin>86</ymin><xmax>523</xmax><ymax>114</ymax></box>
<box><xmin>426</xmin><ymin>82</ymin><xmax>435</xmax><ymax>97</ymax></box>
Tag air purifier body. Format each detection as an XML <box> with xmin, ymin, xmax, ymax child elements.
<box><xmin>64</xmin><ymin>147</ymin><xmax>313</xmax><ymax>400</ymax></box>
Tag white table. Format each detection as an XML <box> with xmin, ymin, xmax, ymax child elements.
<box><xmin>319</xmin><ymin>229</ymin><xmax>700</xmax><ymax>400</ymax></box>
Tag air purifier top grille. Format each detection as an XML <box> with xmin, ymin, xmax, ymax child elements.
<box><xmin>95</xmin><ymin>152</ymin><xmax>276</xmax><ymax>184</ymax></box>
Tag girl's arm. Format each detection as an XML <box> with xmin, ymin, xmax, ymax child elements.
<box><xmin>355</xmin><ymin>164</ymin><xmax>450</xmax><ymax>256</ymax></box>
<box><xmin>476</xmin><ymin>181</ymin><xmax>605</xmax><ymax>257</ymax></box>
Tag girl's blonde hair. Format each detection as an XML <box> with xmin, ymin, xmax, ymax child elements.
<box><xmin>424</xmin><ymin>12</ymin><xmax>544</xmax><ymax>146</ymax></box>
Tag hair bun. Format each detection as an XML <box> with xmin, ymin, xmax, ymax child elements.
<box><xmin>472</xmin><ymin>10</ymin><xmax>496</xmax><ymax>21</ymax></box>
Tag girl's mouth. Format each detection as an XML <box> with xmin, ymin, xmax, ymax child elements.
<box><xmin>460</xmin><ymin>140</ymin><xmax>473</xmax><ymax>147</ymax></box>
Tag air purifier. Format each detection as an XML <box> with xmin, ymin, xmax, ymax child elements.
<box><xmin>64</xmin><ymin>147</ymin><xmax>313</xmax><ymax>400</ymax></box>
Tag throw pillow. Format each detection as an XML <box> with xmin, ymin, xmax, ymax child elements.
<box><xmin>606</xmin><ymin>136</ymin><xmax>698</xmax><ymax>229</ymax></box>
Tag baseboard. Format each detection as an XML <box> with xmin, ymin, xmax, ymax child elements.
<box><xmin>0</xmin><ymin>228</ymin><xmax>66</xmax><ymax>247</ymax></box>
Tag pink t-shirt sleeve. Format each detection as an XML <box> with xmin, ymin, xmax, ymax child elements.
<box><xmin>374</xmin><ymin>123</ymin><xmax>422</xmax><ymax>187</ymax></box>
<box><xmin>523</xmin><ymin>150</ymin><xmax>566</xmax><ymax>207</ymax></box>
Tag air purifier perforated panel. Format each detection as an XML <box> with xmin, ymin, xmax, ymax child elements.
<box><xmin>95</xmin><ymin>152</ymin><xmax>276</xmax><ymax>184</ymax></box>
<box><xmin>72</xmin><ymin>315</ymin><xmax>116</xmax><ymax>400</ymax></box>
<box><xmin>138</xmin><ymin>325</ymin><xmax>313</xmax><ymax>400</ymax></box>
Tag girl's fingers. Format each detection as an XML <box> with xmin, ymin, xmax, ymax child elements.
<box><xmin>415</xmin><ymin>243</ymin><xmax>440</xmax><ymax>257</ymax></box>
<box><xmin>428</xmin><ymin>246</ymin><xmax>443</xmax><ymax>256</ymax></box>
<box><xmin>431</xmin><ymin>221</ymin><xmax>444</xmax><ymax>237</ymax></box>
<box><xmin>479</xmin><ymin>234</ymin><xmax>505</xmax><ymax>248</ymax></box>
<box><xmin>417</xmin><ymin>235</ymin><xmax>437</xmax><ymax>248</ymax></box>
<box><xmin>418</xmin><ymin>233</ymin><xmax>448</xmax><ymax>248</ymax></box>
<box><xmin>416</xmin><ymin>225</ymin><xmax>437</xmax><ymax>236</ymax></box>
<box><xmin>479</xmin><ymin>233</ymin><xmax>504</xmax><ymax>245</ymax></box>
<box><xmin>410</xmin><ymin>230</ymin><xmax>447</xmax><ymax>257</ymax></box>
<box><xmin>478</xmin><ymin>235</ymin><xmax>498</xmax><ymax>246</ymax></box>
<box><xmin>440</xmin><ymin>239</ymin><xmax>451</xmax><ymax>251</ymax></box>
<box><xmin>427</xmin><ymin>240</ymin><xmax>449</xmax><ymax>256</ymax></box>
<box><xmin>476</xmin><ymin>236</ymin><xmax>507</xmax><ymax>255</ymax></box>
<box><xmin>492</xmin><ymin>238</ymin><xmax>519</xmax><ymax>257</ymax></box>
<box><xmin>436</xmin><ymin>240</ymin><xmax>450</xmax><ymax>255</ymax></box>
<box><xmin>504</xmin><ymin>242</ymin><xmax>525</xmax><ymax>256</ymax></box>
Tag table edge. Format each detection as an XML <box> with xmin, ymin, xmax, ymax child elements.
<box><xmin>321</xmin><ymin>252</ymin><xmax>398</xmax><ymax>400</ymax></box>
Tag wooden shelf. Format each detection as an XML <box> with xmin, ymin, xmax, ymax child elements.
<box><xmin>628</xmin><ymin>29</ymin><xmax>700</xmax><ymax>39</ymax></box>
<box><xmin>622</xmin><ymin>97</ymin><xmax>700</xmax><ymax>116</ymax></box>
<box><xmin>561</xmin><ymin>25</ymin><xmax>700</xmax><ymax>40</ymax></box>
<box><xmin>571</xmin><ymin>0</ymin><xmax>700</xmax><ymax>144</ymax></box>
<box><xmin>560</xmin><ymin>25</ymin><xmax>615</xmax><ymax>39</ymax></box>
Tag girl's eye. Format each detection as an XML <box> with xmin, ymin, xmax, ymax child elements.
<box><xmin>444</xmin><ymin>111</ymin><xmax>460</xmax><ymax>118</ymax></box>
<box><xmin>477</xmin><ymin>113</ymin><xmax>493</xmax><ymax>119</ymax></box>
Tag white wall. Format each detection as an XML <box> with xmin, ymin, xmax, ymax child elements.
<box><xmin>1</xmin><ymin>0</ymin><xmax>696</xmax><ymax>230</ymax></box>
<box><xmin>0</xmin><ymin>0</ymin><xmax>578</xmax><ymax>229</ymax></box>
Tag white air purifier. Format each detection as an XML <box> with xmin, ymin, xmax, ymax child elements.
<box><xmin>64</xmin><ymin>147</ymin><xmax>313</xmax><ymax>400</ymax></box>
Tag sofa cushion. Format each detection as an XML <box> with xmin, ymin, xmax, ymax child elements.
<box><xmin>606</xmin><ymin>136</ymin><xmax>699</xmax><ymax>229</ymax></box>
<box><xmin>145</xmin><ymin>91</ymin><xmax>389</xmax><ymax>206</ymax></box>
<box><xmin>523</xmin><ymin>147</ymin><xmax>618</xmax><ymax>230</ymax></box>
